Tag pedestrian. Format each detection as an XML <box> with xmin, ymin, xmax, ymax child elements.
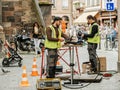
<box><xmin>110</xmin><ymin>27</ymin><xmax>117</xmax><ymax>42</ymax></box>
<box><xmin>82</xmin><ymin>15</ymin><xmax>100</xmax><ymax>73</ymax></box>
<box><xmin>45</xmin><ymin>16</ymin><xmax>70</xmax><ymax>78</ymax></box>
<box><xmin>32</xmin><ymin>22</ymin><xmax>42</xmax><ymax>56</ymax></box>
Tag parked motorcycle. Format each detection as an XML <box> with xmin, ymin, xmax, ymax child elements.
<box><xmin>14</xmin><ymin>31</ymin><xmax>34</xmax><ymax>52</ymax></box>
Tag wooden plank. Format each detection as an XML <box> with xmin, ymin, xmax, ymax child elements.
<box><xmin>98</xmin><ymin>57</ymin><xmax>106</xmax><ymax>71</ymax></box>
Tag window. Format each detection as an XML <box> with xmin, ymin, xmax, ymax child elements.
<box><xmin>62</xmin><ymin>0</ymin><xmax>68</xmax><ymax>8</ymax></box>
<box><xmin>87</xmin><ymin>0</ymin><xmax>90</xmax><ymax>7</ymax></box>
<box><xmin>51</xmin><ymin>0</ymin><xmax>56</xmax><ymax>8</ymax></box>
<box><xmin>74</xmin><ymin>2</ymin><xmax>80</xmax><ymax>8</ymax></box>
<box><xmin>91</xmin><ymin>0</ymin><xmax>95</xmax><ymax>6</ymax></box>
<box><xmin>96</xmin><ymin>0</ymin><xmax>100</xmax><ymax>5</ymax></box>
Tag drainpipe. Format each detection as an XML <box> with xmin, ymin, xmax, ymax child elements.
<box><xmin>34</xmin><ymin>0</ymin><xmax>46</xmax><ymax>29</ymax></box>
<box><xmin>71</xmin><ymin>0</ymin><xmax>73</xmax><ymax>25</ymax></box>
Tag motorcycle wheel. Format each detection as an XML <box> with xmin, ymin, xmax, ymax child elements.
<box><xmin>2</xmin><ymin>58</ymin><xmax>9</xmax><ymax>67</ymax></box>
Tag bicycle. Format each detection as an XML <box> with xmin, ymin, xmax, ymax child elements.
<box><xmin>104</xmin><ymin>35</ymin><xmax>118</xmax><ymax>51</ymax></box>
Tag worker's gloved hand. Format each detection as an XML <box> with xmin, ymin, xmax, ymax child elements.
<box><xmin>65</xmin><ymin>38</ymin><xmax>71</xmax><ymax>43</ymax></box>
<box><xmin>59</xmin><ymin>38</ymin><xmax>64</xmax><ymax>42</ymax></box>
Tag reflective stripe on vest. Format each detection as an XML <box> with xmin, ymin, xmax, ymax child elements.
<box><xmin>87</xmin><ymin>23</ymin><xmax>100</xmax><ymax>43</ymax></box>
<box><xmin>45</xmin><ymin>25</ymin><xmax>62</xmax><ymax>49</ymax></box>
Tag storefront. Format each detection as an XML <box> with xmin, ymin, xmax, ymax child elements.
<box><xmin>74</xmin><ymin>11</ymin><xmax>99</xmax><ymax>24</ymax></box>
<box><xmin>100</xmin><ymin>10</ymin><xmax>117</xmax><ymax>27</ymax></box>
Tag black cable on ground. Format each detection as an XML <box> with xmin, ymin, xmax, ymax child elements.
<box><xmin>62</xmin><ymin>45</ymin><xmax>102</xmax><ymax>89</ymax></box>
<box><xmin>62</xmin><ymin>73</ymin><xmax>100</xmax><ymax>89</ymax></box>
<box><xmin>62</xmin><ymin>83</ymin><xmax>91</xmax><ymax>89</ymax></box>
<box><xmin>62</xmin><ymin>53</ymin><xmax>100</xmax><ymax>89</ymax></box>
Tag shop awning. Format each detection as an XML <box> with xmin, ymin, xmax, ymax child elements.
<box><xmin>101</xmin><ymin>16</ymin><xmax>116</xmax><ymax>19</ymax></box>
<box><xmin>74</xmin><ymin>11</ymin><xmax>98</xmax><ymax>24</ymax></box>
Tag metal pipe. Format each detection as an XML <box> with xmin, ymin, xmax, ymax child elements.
<box><xmin>33</xmin><ymin>0</ymin><xmax>46</xmax><ymax>29</ymax></box>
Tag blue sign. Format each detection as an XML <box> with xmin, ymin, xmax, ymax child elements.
<box><xmin>107</xmin><ymin>0</ymin><xmax>112</xmax><ymax>1</ymax></box>
<box><xmin>106</xmin><ymin>3</ymin><xmax>114</xmax><ymax>11</ymax></box>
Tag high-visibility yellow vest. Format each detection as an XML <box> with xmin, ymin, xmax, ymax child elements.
<box><xmin>45</xmin><ymin>25</ymin><xmax>62</xmax><ymax>49</ymax></box>
<box><xmin>87</xmin><ymin>23</ymin><xmax>100</xmax><ymax>43</ymax></box>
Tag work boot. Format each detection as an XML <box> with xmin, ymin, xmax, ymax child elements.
<box><xmin>46</xmin><ymin>66</ymin><xmax>55</xmax><ymax>78</ymax></box>
<box><xmin>88</xmin><ymin>68</ymin><xmax>98</xmax><ymax>75</ymax></box>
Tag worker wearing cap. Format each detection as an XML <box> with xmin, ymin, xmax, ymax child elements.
<box><xmin>45</xmin><ymin>16</ymin><xmax>69</xmax><ymax>78</ymax></box>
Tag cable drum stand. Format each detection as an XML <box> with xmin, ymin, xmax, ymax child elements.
<box><xmin>62</xmin><ymin>45</ymin><xmax>103</xmax><ymax>89</ymax></box>
<box><xmin>62</xmin><ymin>45</ymin><xmax>85</xmax><ymax>89</ymax></box>
<box><xmin>69</xmin><ymin>46</ymin><xmax>74</xmax><ymax>84</ymax></box>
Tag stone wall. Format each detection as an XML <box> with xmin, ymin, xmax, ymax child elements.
<box><xmin>2</xmin><ymin>0</ymin><xmax>37</xmax><ymax>41</ymax></box>
<box><xmin>1</xmin><ymin>0</ymin><xmax>52</xmax><ymax>42</ymax></box>
<box><xmin>39</xmin><ymin>3</ymin><xmax>52</xmax><ymax>27</ymax></box>
<box><xmin>0</xmin><ymin>0</ymin><xmax>5</xmax><ymax>49</ymax></box>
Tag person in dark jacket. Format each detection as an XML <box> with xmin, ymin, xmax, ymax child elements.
<box><xmin>32</xmin><ymin>22</ymin><xmax>42</xmax><ymax>56</ymax></box>
<box><xmin>82</xmin><ymin>15</ymin><xmax>100</xmax><ymax>73</ymax></box>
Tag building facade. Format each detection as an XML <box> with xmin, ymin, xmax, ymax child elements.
<box><xmin>51</xmin><ymin>0</ymin><xmax>73</xmax><ymax>25</ymax></box>
<box><xmin>74</xmin><ymin>0</ymin><xmax>101</xmax><ymax>24</ymax></box>
<box><xmin>73</xmin><ymin>0</ymin><xmax>85</xmax><ymax>19</ymax></box>
<box><xmin>1</xmin><ymin>0</ymin><xmax>52</xmax><ymax>41</ymax></box>
<box><xmin>74</xmin><ymin>0</ymin><xmax>117</xmax><ymax>27</ymax></box>
<box><xmin>1</xmin><ymin>0</ymin><xmax>37</xmax><ymax>41</ymax></box>
<box><xmin>100</xmin><ymin>0</ymin><xmax>117</xmax><ymax>27</ymax></box>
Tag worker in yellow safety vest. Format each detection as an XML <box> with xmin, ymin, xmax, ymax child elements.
<box><xmin>45</xmin><ymin>16</ymin><xmax>70</xmax><ymax>78</ymax></box>
<box><xmin>82</xmin><ymin>15</ymin><xmax>100</xmax><ymax>73</ymax></box>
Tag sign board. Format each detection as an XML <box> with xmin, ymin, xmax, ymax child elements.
<box><xmin>105</xmin><ymin>0</ymin><xmax>115</xmax><ymax>11</ymax></box>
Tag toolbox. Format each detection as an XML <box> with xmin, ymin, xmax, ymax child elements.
<box><xmin>36</xmin><ymin>78</ymin><xmax>61</xmax><ymax>90</ymax></box>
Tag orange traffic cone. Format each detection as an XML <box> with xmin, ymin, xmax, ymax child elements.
<box><xmin>20</xmin><ymin>66</ymin><xmax>30</xmax><ymax>87</ymax></box>
<box><xmin>31</xmin><ymin>57</ymin><xmax>39</xmax><ymax>76</ymax></box>
<box><xmin>56</xmin><ymin>60</ymin><xmax>60</xmax><ymax>66</ymax></box>
<box><xmin>56</xmin><ymin>60</ymin><xmax>63</xmax><ymax>73</ymax></box>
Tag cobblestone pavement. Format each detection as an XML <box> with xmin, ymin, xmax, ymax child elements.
<box><xmin>0</xmin><ymin>41</ymin><xmax>120</xmax><ymax>90</ymax></box>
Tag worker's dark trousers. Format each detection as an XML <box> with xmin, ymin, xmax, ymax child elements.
<box><xmin>87</xmin><ymin>43</ymin><xmax>98</xmax><ymax>72</ymax></box>
<box><xmin>46</xmin><ymin>49</ymin><xmax>58</xmax><ymax>78</ymax></box>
